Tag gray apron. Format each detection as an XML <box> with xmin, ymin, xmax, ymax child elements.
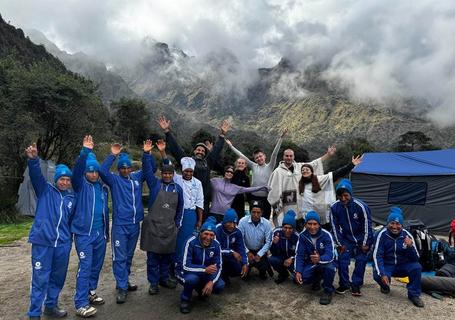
<box><xmin>140</xmin><ymin>185</ymin><xmax>178</xmax><ymax>254</ymax></box>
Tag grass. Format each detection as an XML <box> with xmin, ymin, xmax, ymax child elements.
<box><xmin>0</xmin><ymin>216</ymin><xmax>33</xmax><ymax>245</ymax></box>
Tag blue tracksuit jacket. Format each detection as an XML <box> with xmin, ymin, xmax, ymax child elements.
<box><xmin>270</xmin><ymin>227</ymin><xmax>299</xmax><ymax>260</ymax></box>
<box><xmin>294</xmin><ymin>228</ymin><xmax>336</xmax><ymax>273</ymax></box>
<box><xmin>215</xmin><ymin>224</ymin><xmax>248</xmax><ymax>266</ymax></box>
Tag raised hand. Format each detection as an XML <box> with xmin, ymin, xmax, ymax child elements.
<box><xmin>111</xmin><ymin>143</ymin><xmax>122</xmax><ymax>156</ymax></box>
<box><xmin>220</xmin><ymin>119</ymin><xmax>230</xmax><ymax>135</ymax></box>
<box><xmin>156</xmin><ymin>139</ymin><xmax>166</xmax><ymax>153</ymax></box>
<box><xmin>352</xmin><ymin>154</ymin><xmax>363</xmax><ymax>166</ymax></box>
<box><xmin>25</xmin><ymin>143</ymin><xmax>38</xmax><ymax>159</ymax></box>
<box><xmin>327</xmin><ymin>144</ymin><xmax>336</xmax><ymax>156</ymax></box>
<box><xmin>83</xmin><ymin>135</ymin><xmax>94</xmax><ymax>150</ymax></box>
<box><xmin>205</xmin><ymin>141</ymin><xmax>213</xmax><ymax>151</ymax></box>
<box><xmin>281</xmin><ymin>128</ymin><xmax>288</xmax><ymax>138</ymax></box>
<box><xmin>143</xmin><ymin>139</ymin><xmax>153</xmax><ymax>153</ymax></box>
<box><xmin>157</xmin><ymin>116</ymin><xmax>170</xmax><ymax>132</ymax></box>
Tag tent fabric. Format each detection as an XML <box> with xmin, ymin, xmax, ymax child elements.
<box><xmin>352</xmin><ymin>149</ymin><xmax>455</xmax><ymax>176</ymax></box>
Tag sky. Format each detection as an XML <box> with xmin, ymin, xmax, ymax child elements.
<box><xmin>1</xmin><ymin>0</ymin><xmax>455</xmax><ymax>126</ymax></box>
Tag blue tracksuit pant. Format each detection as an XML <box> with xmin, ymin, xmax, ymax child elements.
<box><xmin>373</xmin><ymin>262</ymin><xmax>422</xmax><ymax>298</ymax></box>
<box><xmin>28</xmin><ymin>243</ymin><xmax>71</xmax><ymax>317</ymax></box>
<box><xmin>221</xmin><ymin>255</ymin><xmax>243</xmax><ymax>278</ymax></box>
<box><xmin>180</xmin><ymin>273</ymin><xmax>225</xmax><ymax>302</ymax></box>
<box><xmin>74</xmin><ymin>229</ymin><xmax>106</xmax><ymax>309</ymax></box>
<box><xmin>175</xmin><ymin>209</ymin><xmax>196</xmax><ymax>261</ymax></box>
<box><xmin>112</xmin><ymin>223</ymin><xmax>140</xmax><ymax>290</ymax></box>
<box><xmin>338</xmin><ymin>242</ymin><xmax>368</xmax><ymax>287</ymax></box>
<box><xmin>147</xmin><ymin>252</ymin><xmax>172</xmax><ymax>286</ymax></box>
<box><xmin>300</xmin><ymin>262</ymin><xmax>336</xmax><ymax>294</ymax></box>
<box><xmin>269</xmin><ymin>256</ymin><xmax>294</xmax><ymax>276</ymax></box>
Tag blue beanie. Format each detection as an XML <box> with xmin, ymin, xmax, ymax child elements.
<box><xmin>282</xmin><ymin>209</ymin><xmax>296</xmax><ymax>228</ymax></box>
<box><xmin>336</xmin><ymin>178</ymin><xmax>352</xmax><ymax>196</ymax></box>
<box><xmin>201</xmin><ymin>216</ymin><xmax>217</xmax><ymax>232</ymax></box>
<box><xmin>117</xmin><ymin>153</ymin><xmax>132</xmax><ymax>169</ymax></box>
<box><xmin>223</xmin><ymin>208</ymin><xmax>238</xmax><ymax>224</ymax></box>
<box><xmin>305</xmin><ymin>211</ymin><xmax>320</xmax><ymax>224</ymax></box>
<box><xmin>387</xmin><ymin>207</ymin><xmax>404</xmax><ymax>225</ymax></box>
<box><xmin>54</xmin><ymin>164</ymin><xmax>72</xmax><ymax>182</ymax></box>
<box><xmin>85</xmin><ymin>153</ymin><xmax>100</xmax><ymax>172</ymax></box>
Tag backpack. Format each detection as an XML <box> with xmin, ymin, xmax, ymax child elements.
<box><xmin>405</xmin><ymin>220</ymin><xmax>437</xmax><ymax>271</ymax></box>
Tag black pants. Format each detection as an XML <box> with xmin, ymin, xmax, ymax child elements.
<box><xmin>249</xmin><ymin>195</ymin><xmax>272</xmax><ymax>220</ymax></box>
<box><xmin>248</xmin><ymin>250</ymin><xmax>273</xmax><ymax>277</ymax></box>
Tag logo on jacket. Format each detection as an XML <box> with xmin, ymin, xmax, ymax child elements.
<box><xmin>67</xmin><ymin>201</ymin><xmax>72</xmax><ymax>209</ymax></box>
<box><xmin>353</xmin><ymin>213</ymin><xmax>358</xmax><ymax>220</ymax></box>
<box><xmin>162</xmin><ymin>203</ymin><xmax>170</xmax><ymax>209</ymax></box>
<box><xmin>34</xmin><ymin>261</ymin><xmax>42</xmax><ymax>270</ymax></box>
<box><xmin>209</xmin><ymin>251</ymin><xmax>214</xmax><ymax>257</ymax></box>
<box><xmin>115</xmin><ymin>240</ymin><xmax>120</xmax><ymax>247</ymax></box>
<box><xmin>319</xmin><ymin>243</ymin><xmax>325</xmax><ymax>250</ymax></box>
<box><xmin>79</xmin><ymin>251</ymin><xmax>86</xmax><ymax>259</ymax></box>
<box><xmin>231</xmin><ymin>237</ymin><xmax>236</xmax><ymax>244</ymax></box>
<box><xmin>135</xmin><ymin>181</ymin><xmax>139</xmax><ymax>187</ymax></box>
<box><xmin>402</xmin><ymin>242</ymin><xmax>407</xmax><ymax>249</ymax></box>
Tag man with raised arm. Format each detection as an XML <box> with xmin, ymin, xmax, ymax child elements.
<box><xmin>99</xmin><ymin>140</ymin><xmax>155</xmax><ymax>304</ymax></box>
<box><xmin>157</xmin><ymin>116</ymin><xmax>229</xmax><ymax>215</ymax></box>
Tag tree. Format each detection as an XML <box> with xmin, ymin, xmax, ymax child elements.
<box><xmin>394</xmin><ymin>131</ymin><xmax>438</xmax><ymax>152</ymax></box>
<box><xmin>326</xmin><ymin>138</ymin><xmax>376</xmax><ymax>173</ymax></box>
<box><xmin>111</xmin><ymin>97</ymin><xmax>150</xmax><ymax>145</ymax></box>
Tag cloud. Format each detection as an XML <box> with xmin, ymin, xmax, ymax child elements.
<box><xmin>1</xmin><ymin>0</ymin><xmax>455</xmax><ymax>126</ymax></box>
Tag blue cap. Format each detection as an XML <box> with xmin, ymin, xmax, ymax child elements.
<box><xmin>336</xmin><ymin>178</ymin><xmax>352</xmax><ymax>196</ymax></box>
<box><xmin>201</xmin><ymin>216</ymin><xmax>217</xmax><ymax>232</ymax></box>
<box><xmin>304</xmin><ymin>211</ymin><xmax>320</xmax><ymax>224</ymax></box>
<box><xmin>85</xmin><ymin>153</ymin><xmax>100</xmax><ymax>172</ymax></box>
<box><xmin>117</xmin><ymin>153</ymin><xmax>132</xmax><ymax>169</ymax></box>
<box><xmin>223</xmin><ymin>208</ymin><xmax>238</xmax><ymax>224</ymax></box>
<box><xmin>387</xmin><ymin>207</ymin><xmax>404</xmax><ymax>225</ymax></box>
<box><xmin>282</xmin><ymin>209</ymin><xmax>296</xmax><ymax>228</ymax></box>
<box><xmin>54</xmin><ymin>164</ymin><xmax>72</xmax><ymax>182</ymax></box>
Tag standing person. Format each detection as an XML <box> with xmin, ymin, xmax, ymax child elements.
<box><xmin>225</xmin><ymin>128</ymin><xmax>287</xmax><ymax>220</ymax></box>
<box><xmin>294</xmin><ymin>211</ymin><xmax>337</xmax><ymax>305</ymax></box>
<box><xmin>141</xmin><ymin>152</ymin><xmax>184</xmax><ymax>295</ymax></box>
<box><xmin>25</xmin><ymin>143</ymin><xmax>74</xmax><ymax>320</ymax></box>
<box><xmin>210</xmin><ymin>165</ymin><xmax>268</xmax><ymax>223</ymax></box>
<box><xmin>71</xmin><ymin>136</ymin><xmax>109</xmax><ymax>318</ymax></box>
<box><xmin>269</xmin><ymin>210</ymin><xmax>299</xmax><ymax>284</ymax></box>
<box><xmin>372</xmin><ymin>207</ymin><xmax>424</xmax><ymax>307</ymax></box>
<box><xmin>330</xmin><ymin>179</ymin><xmax>373</xmax><ymax>296</ymax></box>
<box><xmin>176</xmin><ymin>217</ymin><xmax>224</xmax><ymax>314</ymax></box>
<box><xmin>215</xmin><ymin>209</ymin><xmax>249</xmax><ymax>285</ymax></box>
<box><xmin>99</xmin><ymin>141</ymin><xmax>155</xmax><ymax>304</ymax></box>
<box><xmin>267</xmin><ymin>146</ymin><xmax>336</xmax><ymax>229</ymax></box>
<box><xmin>158</xmin><ymin>116</ymin><xmax>230</xmax><ymax>215</ymax></box>
<box><xmin>230</xmin><ymin>158</ymin><xmax>251</xmax><ymax>219</ymax></box>
<box><xmin>238</xmin><ymin>200</ymin><xmax>273</xmax><ymax>280</ymax></box>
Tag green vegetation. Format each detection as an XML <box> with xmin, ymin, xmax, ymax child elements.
<box><xmin>0</xmin><ymin>216</ymin><xmax>33</xmax><ymax>245</ymax></box>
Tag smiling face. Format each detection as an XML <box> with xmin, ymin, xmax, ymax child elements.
<box><xmin>301</xmin><ymin>166</ymin><xmax>312</xmax><ymax>178</ymax></box>
<box><xmin>283</xmin><ymin>149</ymin><xmax>294</xmax><ymax>167</ymax></box>
<box><xmin>253</xmin><ymin>151</ymin><xmax>266</xmax><ymax>166</ymax></box>
<box><xmin>388</xmin><ymin>221</ymin><xmax>402</xmax><ymax>235</ymax></box>
<box><xmin>224</xmin><ymin>221</ymin><xmax>235</xmax><ymax>233</ymax></box>
<box><xmin>305</xmin><ymin>220</ymin><xmax>320</xmax><ymax>235</ymax></box>
<box><xmin>282</xmin><ymin>224</ymin><xmax>294</xmax><ymax>238</ymax></box>
<box><xmin>224</xmin><ymin>167</ymin><xmax>234</xmax><ymax>180</ymax></box>
<box><xmin>118</xmin><ymin>167</ymin><xmax>132</xmax><ymax>177</ymax></box>
<box><xmin>182</xmin><ymin>168</ymin><xmax>194</xmax><ymax>180</ymax></box>
<box><xmin>161</xmin><ymin>171</ymin><xmax>174</xmax><ymax>183</ymax></box>
<box><xmin>56</xmin><ymin>176</ymin><xmax>71</xmax><ymax>191</ymax></box>
<box><xmin>200</xmin><ymin>230</ymin><xmax>215</xmax><ymax>247</ymax></box>
<box><xmin>235</xmin><ymin>158</ymin><xmax>247</xmax><ymax>171</ymax></box>
<box><xmin>339</xmin><ymin>191</ymin><xmax>351</xmax><ymax>205</ymax></box>
<box><xmin>85</xmin><ymin>171</ymin><xmax>99</xmax><ymax>183</ymax></box>
<box><xmin>193</xmin><ymin>146</ymin><xmax>206</xmax><ymax>159</ymax></box>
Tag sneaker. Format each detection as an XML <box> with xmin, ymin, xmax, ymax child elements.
<box><xmin>180</xmin><ymin>301</ymin><xmax>191</xmax><ymax>314</ymax></box>
<box><xmin>89</xmin><ymin>292</ymin><xmax>105</xmax><ymax>305</ymax></box>
<box><xmin>116</xmin><ymin>289</ymin><xmax>127</xmax><ymax>304</ymax></box>
<box><xmin>148</xmin><ymin>285</ymin><xmax>159</xmax><ymax>295</ymax></box>
<box><xmin>75</xmin><ymin>306</ymin><xmax>97</xmax><ymax>318</ymax></box>
<box><xmin>351</xmin><ymin>285</ymin><xmax>362</xmax><ymax>297</ymax></box>
<box><xmin>409</xmin><ymin>296</ymin><xmax>424</xmax><ymax>308</ymax></box>
<box><xmin>319</xmin><ymin>291</ymin><xmax>333</xmax><ymax>305</ymax></box>
<box><xmin>159</xmin><ymin>279</ymin><xmax>177</xmax><ymax>289</ymax></box>
<box><xmin>127</xmin><ymin>282</ymin><xmax>138</xmax><ymax>291</ymax></box>
<box><xmin>43</xmin><ymin>306</ymin><xmax>67</xmax><ymax>318</ymax></box>
<box><xmin>380</xmin><ymin>285</ymin><xmax>390</xmax><ymax>294</ymax></box>
<box><xmin>312</xmin><ymin>280</ymin><xmax>322</xmax><ymax>292</ymax></box>
<box><xmin>335</xmin><ymin>285</ymin><xmax>350</xmax><ymax>294</ymax></box>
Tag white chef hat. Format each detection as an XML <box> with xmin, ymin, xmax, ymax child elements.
<box><xmin>181</xmin><ymin>157</ymin><xmax>196</xmax><ymax>171</ymax></box>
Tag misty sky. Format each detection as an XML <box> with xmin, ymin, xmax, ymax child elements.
<box><xmin>1</xmin><ymin>0</ymin><xmax>455</xmax><ymax>126</ymax></box>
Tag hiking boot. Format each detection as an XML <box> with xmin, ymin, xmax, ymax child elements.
<box><xmin>29</xmin><ymin>317</ymin><xmax>41</xmax><ymax>320</ymax></box>
<box><xmin>319</xmin><ymin>291</ymin><xmax>333</xmax><ymax>305</ymax></box>
<box><xmin>116</xmin><ymin>289</ymin><xmax>127</xmax><ymax>304</ymax></box>
<box><xmin>89</xmin><ymin>292</ymin><xmax>105</xmax><ymax>305</ymax></box>
<box><xmin>274</xmin><ymin>273</ymin><xmax>289</xmax><ymax>284</ymax></box>
<box><xmin>335</xmin><ymin>285</ymin><xmax>350</xmax><ymax>294</ymax></box>
<box><xmin>148</xmin><ymin>285</ymin><xmax>159</xmax><ymax>295</ymax></box>
<box><xmin>180</xmin><ymin>301</ymin><xmax>191</xmax><ymax>314</ymax></box>
<box><xmin>351</xmin><ymin>285</ymin><xmax>362</xmax><ymax>297</ymax></box>
<box><xmin>312</xmin><ymin>280</ymin><xmax>322</xmax><ymax>291</ymax></box>
<box><xmin>43</xmin><ymin>306</ymin><xmax>67</xmax><ymax>318</ymax></box>
<box><xmin>380</xmin><ymin>285</ymin><xmax>390</xmax><ymax>294</ymax></box>
<box><xmin>159</xmin><ymin>279</ymin><xmax>177</xmax><ymax>289</ymax></box>
<box><xmin>409</xmin><ymin>296</ymin><xmax>425</xmax><ymax>308</ymax></box>
<box><xmin>75</xmin><ymin>305</ymin><xmax>97</xmax><ymax>318</ymax></box>
<box><xmin>127</xmin><ymin>282</ymin><xmax>138</xmax><ymax>291</ymax></box>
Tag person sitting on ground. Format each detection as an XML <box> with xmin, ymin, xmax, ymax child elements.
<box><xmin>330</xmin><ymin>178</ymin><xmax>373</xmax><ymax>297</ymax></box>
<box><xmin>215</xmin><ymin>209</ymin><xmax>249</xmax><ymax>285</ymax></box>
<box><xmin>230</xmin><ymin>157</ymin><xmax>251</xmax><ymax>219</ymax></box>
<box><xmin>237</xmin><ymin>200</ymin><xmax>273</xmax><ymax>280</ymax></box>
<box><xmin>372</xmin><ymin>207</ymin><xmax>424</xmax><ymax>308</ymax></box>
<box><xmin>25</xmin><ymin>143</ymin><xmax>75</xmax><ymax>320</ymax></box>
<box><xmin>269</xmin><ymin>210</ymin><xmax>299</xmax><ymax>284</ymax></box>
<box><xmin>294</xmin><ymin>211</ymin><xmax>337</xmax><ymax>305</ymax></box>
<box><xmin>176</xmin><ymin>217</ymin><xmax>224</xmax><ymax>314</ymax></box>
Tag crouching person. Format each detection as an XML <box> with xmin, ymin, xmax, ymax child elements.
<box><xmin>215</xmin><ymin>209</ymin><xmax>248</xmax><ymax>285</ymax></box>
<box><xmin>295</xmin><ymin>211</ymin><xmax>336</xmax><ymax>305</ymax></box>
<box><xmin>176</xmin><ymin>217</ymin><xmax>225</xmax><ymax>314</ymax></box>
<box><xmin>372</xmin><ymin>207</ymin><xmax>424</xmax><ymax>308</ymax></box>
<box><xmin>25</xmin><ymin>143</ymin><xmax>74</xmax><ymax>320</ymax></box>
<box><xmin>269</xmin><ymin>210</ymin><xmax>299</xmax><ymax>284</ymax></box>
<box><xmin>71</xmin><ymin>136</ymin><xmax>110</xmax><ymax>318</ymax></box>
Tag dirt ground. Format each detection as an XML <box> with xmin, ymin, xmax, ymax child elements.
<box><xmin>0</xmin><ymin>238</ymin><xmax>453</xmax><ymax>320</ymax></box>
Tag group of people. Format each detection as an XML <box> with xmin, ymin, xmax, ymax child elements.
<box><xmin>25</xmin><ymin>117</ymin><xmax>425</xmax><ymax>319</ymax></box>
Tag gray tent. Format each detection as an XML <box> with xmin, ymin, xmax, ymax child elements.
<box><xmin>351</xmin><ymin>149</ymin><xmax>455</xmax><ymax>232</ymax></box>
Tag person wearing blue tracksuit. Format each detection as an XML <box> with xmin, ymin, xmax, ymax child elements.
<box><xmin>25</xmin><ymin>143</ymin><xmax>75</xmax><ymax>320</ymax></box>
<box><xmin>269</xmin><ymin>210</ymin><xmax>299</xmax><ymax>284</ymax></box>
<box><xmin>141</xmin><ymin>156</ymin><xmax>184</xmax><ymax>295</ymax></box>
<box><xmin>294</xmin><ymin>211</ymin><xmax>336</xmax><ymax>305</ymax></box>
<box><xmin>176</xmin><ymin>217</ymin><xmax>225</xmax><ymax>314</ymax></box>
<box><xmin>71</xmin><ymin>136</ymin><xmax>109</xmax><ymax>318</ymax></box>
<box><xmin>330</xmin><ymin>179</ymin><xmax>373</xmax><ymax>296</ymax></box>
<box><xmin>215</xmin><ymin>209</ymin><xmax>248</xmax><ymax>285</ymax></box>
<box><xmin>372</xmin><ymin>207</ymin><xmax>424</xmax><ymax>308</ymax></box>
<box><xmin>99</xmin><ymin>140</ymin><xmax>155</xmax><ymax>304</ymax></box>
